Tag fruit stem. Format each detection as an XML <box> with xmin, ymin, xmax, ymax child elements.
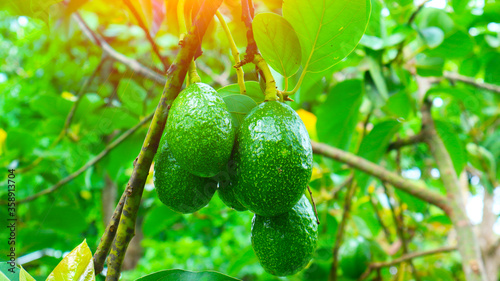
<box><xmin>253</xmin><ymin>54</ymin><xmax>278</xmax><ymax>101</ymax></box>
<box><xmin>215</xmin><ymin>10</ymin><xmax>246</xmax><ymax>94</ymax></box>
<box><xmin>178</xmin><ymin>0</ymin><xmax>201</xmax><ymax>85</ymax></box>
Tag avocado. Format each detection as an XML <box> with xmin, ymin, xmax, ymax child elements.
<box><xmin>338</xmin><ymin>237</ymin><xmax>371</xmax><ymax>279</ymax></box>
<box><xmin>251</xmin><ymin>195</ymin><xmax>318</xmax><ymax>276</ymax></box>
<box><xmin>234</xmin><ymin>101</ymin><xmax>313</xmax><ymax>216</ymax></box>
<box><xmin>215</xmin><ymin>153</ymin><xmax>247</xmax><ymax>211</ymax></box>
<box><xmin>166</xmin><ymin>83</ymin><xmax>235</xmax><ymax>178</ymax></box>
<box><xmin>153</xmin><ymin>134</ymin><xmax>217</xmax><ymax>214</ymax></box>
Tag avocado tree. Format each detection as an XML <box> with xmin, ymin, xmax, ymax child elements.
<box><xmin>0</xmin><ymin>0</ymin><xmax>499</xmax><ymax>280</ymax></box>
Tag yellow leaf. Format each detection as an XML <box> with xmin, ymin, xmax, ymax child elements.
<box><xmin>0</xmin><ymin>128</ymin><xmax>6</xmax><ymax>155</ymax></box>
<box><xmin>61</xmin><ymin>91</ymin><xmax>77</xmax><ymax>101</ymax></box>
<box><xmin>296</xmin><ymin>109</ymin><xmax>317</xmax><ymax>140</ymax></box>
<box><xmin>310</xmin><ymin>165</ymin><xmax>322</xmax><ymax>181</ymax></box>
<box><xmin>46</xmin><ymin>239</ymin><xmax>95</xmax><ymax>281</ymax></box>
<box><xmin>20</xmin><ymin>266</ymin><xmax>36</xmax><ymax>281</ymax></box>
<box><xmin>80</xmin><ymin>190</ymin><xmax>92</xmax><ymax>200</ymax></box>
<box><xmin>367</xmin><ymin>185</ymin><xmax>375</xmax><ymax>194</ymax></box>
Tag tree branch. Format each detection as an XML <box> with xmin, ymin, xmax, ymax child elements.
<box><xmin>420</xmin><ymin>98</ymin><xmax>488</xmax><ymax>281</ymax></box>
<box><xmin>371</xmin><ymin>245</ymin><xmax>457</xmax><ymax>269</ymax></box>
<box><xmin>94</xmin><ymin>191</ymin><xmax>127</xmax><ymax>274</ymax></box>
<box><xmin>239</xmin><ymin>0</ymin><xmax>258</xmax><ymax>66</ymax></box>
<box><xmin>123</xmin><ymin>0</ymin><xmax>169</xmax><ymax>71</ymax></box>
<box><xmin>105</xmin><ymin>1</ymin><xmax>223</xmax><ymax>279</ymax></box>
<box><xmin>311</xmin><ymin>141</ymin><xmax>451</xmax><ymax>213</ymax></box>
<box><xmin>2</xmin><ymin>113</ymin><xmax>154</xmax><ymax>205</ymax></box>
<box><xmin>368</xmin><ymin>193</ymin><xmax>393</xmax><ymax>244</ymax></box>
<box><xmin>387</xmin><ymin>133</ymin><xmax>425</xmax><ymax>151</ymax></box>
<box><xmin>444</xmin><ymin>72</ymin><xmax>500</xmax><ymax>94</ymax></box>
<box><xmin>73</xmin><ymin>12</ymin><xmax>166</xmax><ymax>84</ymax></box>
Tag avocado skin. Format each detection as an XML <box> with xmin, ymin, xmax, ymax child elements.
<box><xmin>251</xmin><ymin>195</ymin><xmax>318</xmax><ymax>276</ymax></box>
<box><xmin>166</xmin><ymin>82</ymin><xmax>234</xmax><ymax>178</ymax></box>
<box><xmin>234</xmin><ymin>101</ymin><xmax>313</xmax><ymax>216</ymax></box>
<box><xmin>338</xmin><ymin>237</ymin><xmax>371</xmax><ymax>279</ymax></box>
<box><xmin>154</xmin><ymin>134</ymin><xmax>217</xmax><ymax>214</ymax></box>
<box><xmin>215</xmin><ymin>153</ymin><xmax>247</xmax><ymax>211</ymax></box>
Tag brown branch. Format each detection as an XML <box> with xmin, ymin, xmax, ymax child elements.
<box><xmin>122</xmin><ymin>0</ymin><xmax>169</xmax><ymax>71</ymax></box>
<box><xmin>93</xmin><ymin>191</ymin><xmax>127</xmax><ymax>274</ymax></box>
<box><xmin>329</xmin><ymin>178</ymin><xmax>357</xmax><ymax>281</ymax></box>
<box><xmin>238</xmin><ymin>0</ymin><xmax>258</xmax><ymax>67</ymax></box>
<box><xmin>73</xmin><ymin>12</ymin><xmax>166</xmax><ymax>85</ymax></box>
<box><xmin>105</xmin><ymin>1</ymin><xmax>223</xmax><ymax>279</ymax></box>
<box><xmin>307</xmin><ymin>186</ymin><xmax>320</xmax><ymax>225</ymax></box>
<box><xmin>311</xmin><ymin>140</ymin><xmax>451</xmax><ymax>214</ymax></box>
<box><xmin>387</xmin><ymin>133</ymin><xmax>425</xmax><ymax>151</ymax></box>
<box><xmin>1</xmin><ymin>113</ymin><xmax>154</xmax><ymax>205</ymax></box>
<box><xmin>374</xmin><ymin>245</ymin><xmax>457</xmax><ymax>268</ymax></box>
<box><xmin>444</xmin><ymin>72</ymin><xmax>500</xmax><ymax>94</ymax></box>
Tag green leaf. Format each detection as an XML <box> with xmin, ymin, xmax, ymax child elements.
<box><xmin>352</xmin><ymin>215</ymin><xmax>374</xmax><ymax>238</ymax></box>
<box><xmin>367</xmin><ymin>53</ymin><xmax>388</xmax><ymax>101</ymax></box>
<box><xmin>355</xmin><ymin>120</ymin><xmax>402</xmax><ymax>190</ymax></box>
<box><xmin>118</xmin><ymin>79</ymin><xmax>148</xmax><ymax>115</ymax></box>
<box><xmin>6</xmin><ymin>129</ymin><xmax>36</xmax><ymax>156</ymax></box>
<box><xmin>253</xmin><ymin>13</ymin><xmax>302</xmax><ymax>77</ymax></box>
<box><xmin>46</xmin><ymin>240</ymin><xmax>95</xmax><ymax>281</ymax></box>
<box><xmin>416</xmin><ymin>55</ymin><xmax>444</xmax><ymax>77</ymax></box>
<box><xmin>143</xmin><ymin>205</ymin><xmax>181</xmax><ymax>237</ymax></box>
<box><xmin>283</xmin><ymin>0</ymin><xmax>371</xmax><ymax>72</ymax></box>
<box><xmin>316</xmin><ymin>80</ymin><xmax>364</xmax><ymax>150</ymax></box>
<box><xmin>383</xmin><ymin>91</ymin><xmax>412</xmax><ymax>119</ymax></box>
<box><xmin>217</xmin><ymin>82</ymin><xmax>265</xmax><ymax>104</ymax></box>
<box><xmin>41</xmin><ymin>206</ymin><xmax>87</xmax><ymax>235</ymax></box>
<box><xmin>434</xmin><ymin>120</ymin><xmax>466</xmax><ymax>176</ymax></box>
<box><xmin>466</xmin><ymin>143</ymin><xmax>496</xmax><ymax>191</ymax></box>
<box><xmin>222</xmin><ymin>94</ymin><xmax>258</xmax><ymax>129</ymax></box>
<box><xmin>425</xmin><ymin>30</ymin><xmax>473</xmax><ymax>59</ymax></box>
<box><xmin>415</xmin><ymin>8</ymin><xmax>455</xmax><ymax>36</ymax></box>
<box><xmin>135</xmin><ymin>270</ymin><xmax>241</xmax><ymax>281</ymax></box>
<box><xmin>421</xmin><ymin>27</ymin><xmax>445</xmax><ymax>48</ymax></box>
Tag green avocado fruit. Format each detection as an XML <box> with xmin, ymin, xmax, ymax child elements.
<box><xmin>251</xmin><ymin>195</ymin><xmax>318</xmax><ymax>276</ymax></box>
<box><xmin>338</xmin><ymin>237</ymin><xmax>372</xmax><ymax>279</ymax></box>
<box><xmin>154</xmin><ymin>134</ymin><xmax>217</xmax><ymax>214</ymax></box>
<box><xmin>166</xmin><ymin>82</ymin><xmax>234</xmax><ymax>178</ymax></box>
<box><xmin>234</xmin><ymin>101</ymin><xmax>313</xmax><ymax>216</ymax></box>
<box><xmin>215</xmin><ymin>152</ymin><xmax>247</xmax><ymax>211</ymax></box>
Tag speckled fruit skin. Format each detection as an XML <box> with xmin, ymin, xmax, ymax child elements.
<box><xmin>215</xmin><ymin>153</ymin><xmax>247</xmax><ymax>211</ymax></box>
<box><xmin>153</xmin><ymin>134</ymin><xmax>217</xmax><ymax>214</ymax></box>
<box><xmin>166</xmin><ymin>83</ymin><xmax>234</xmax><ymax>178</ymax></box>
<box><xmin>338</xmin><ymin>237</ymin><xmax>371</xmax><ymax>279</ymax></box>
<box><xmin>251</xmin><ymin>195</ymin><xmax>318</xmax><ymax>276</ymax></box>
<box><xmin>234</xmin><ymin>101</ymin><xmax>313</xmax><ymax>216</ymax></box>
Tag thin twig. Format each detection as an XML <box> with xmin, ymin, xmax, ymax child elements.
<box><xmin>368</xmin><ymin>193</ymin><xmax>393</xmax><ymax>244</ymax></box>
<box><xmin>2</xmin><ymin>113</ymin><xmax>154</xmax><ymax>205</ymax></box>
<box><xmin>93</xmin><ymin>191</ymin><xmax>127</xmax><ymax>274</ymax></box>
<box><xmin>329</xmin><ymin>178</ymin><xmax>357</xmax><ymax>281</ymax></box>
<box><xmin>123</xmin><ymin>0</ymin><xmax>169</xmax><ymax>71</ymax></box>
<box><xmin>387</xmin><ymin>133</ymin><xmax>425</xmax><ymax>151</ymax></box>
<box><xmin>307</xmin><ymin>186</ymin><xmax>320</xmax><ymax>225</ymax></box>
<box><xmin>73</xmin><ymin>12</ymin><xmax>166</xmax><ymax>84</ymax></box>
<box><xmin>331</xmin><ymin>174</ymin><xmax>354</xmax><ymax>200</ymax></box>
<box><xmin>238</xmin><ymin>0</ymin><xmax>258</xmax><ymax>67</ymax></box>
<box><xmin>311</xmin><ymin>141</ymin><xmax>451</xmax><ymax>214</ymax></box>
<box><xmin>444</xmin><ymin>72</ymin><xmax>500</xmax><ymax>94</ymax></box>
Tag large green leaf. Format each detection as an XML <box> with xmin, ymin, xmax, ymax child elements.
<box><xmin>253</xmin><ymin>13</ymin><xmax>302</xmax><ymax>77</ymax></box>
<box><xmin>434</xmin><ymin>120</ymin><xmax>466</xmax><ymax>176</ymax></box>
<box><xmin>135</xmin><ymin>270</ymin><xmax>241</xmax><ymax>281</ymax></box>
<box><xmin>46</xmin><ymin>240</ymin><xmax>95</xmax><ymax>281</ymax></box>
<box><xmin>355</xmin><ymin>120</ymin><xmax>402</xmax><ymax>190</ymax></box>
<box><xmin>316</xmin><ymin>80</ymin><xmax>364</xmax><ymax>150</ymax></box>
<box><xmin>142</xmin><ymin>205</ymin><xmax>182</xmax><ymax>237</ymax></box>
<box><xmin>283</xmin><ymin>0</ymin><xmax>371</xmax><ymax>72</ymax></box>
<box><xmin>217</xmin><ymin>82</ymin><xmax>265</xmax><ymax>104</ymax></box>
<box><xmin>425</xmin><ymin>30</ymin><xmax>474</xmax><ymax>59</ymax></box>
<box><xmin>117</xmin><ymin>79</ymin><xmax>148</xmax><ymax>115</ymax></box>
<box><xmin>383</xmin><ymin>91</ymin><xmax>412</xmax><ymax>119</ymax></box>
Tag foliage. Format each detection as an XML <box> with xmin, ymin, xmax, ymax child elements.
<box><xmin>0</xmin><ymin>0</ymin><xmax>499</xmax><ymax>280</ymax></box>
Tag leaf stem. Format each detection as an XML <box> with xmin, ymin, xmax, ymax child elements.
<box><xmin>215</xmin><ymin>10</ymin><xmax>246</xmax><ymax>94</ymax></box>
<box><xmin>253</xmin><ymin>54</ymin><xmax>277</xmax><ymax>101</ymax></box>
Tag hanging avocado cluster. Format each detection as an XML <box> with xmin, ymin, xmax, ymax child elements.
<box><xmin>154</xmin><ymin>84</ymin><xmax>317</xmax><ymax>276</ymax></box>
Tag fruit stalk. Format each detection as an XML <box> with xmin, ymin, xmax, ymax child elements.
<box><xmin>104</xmin><ymin>1</ymin><xmax>223</xmax><ymax>279</ymax></box>
<box><xmin>215</xmin><ymin>10</ymin><xmax>246</xmax><ymax>94</ymax></box>
<box><xmin>253</xmin><ymin>54</ymin><xmax>277</xmax><ymax>101</ymax></box>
